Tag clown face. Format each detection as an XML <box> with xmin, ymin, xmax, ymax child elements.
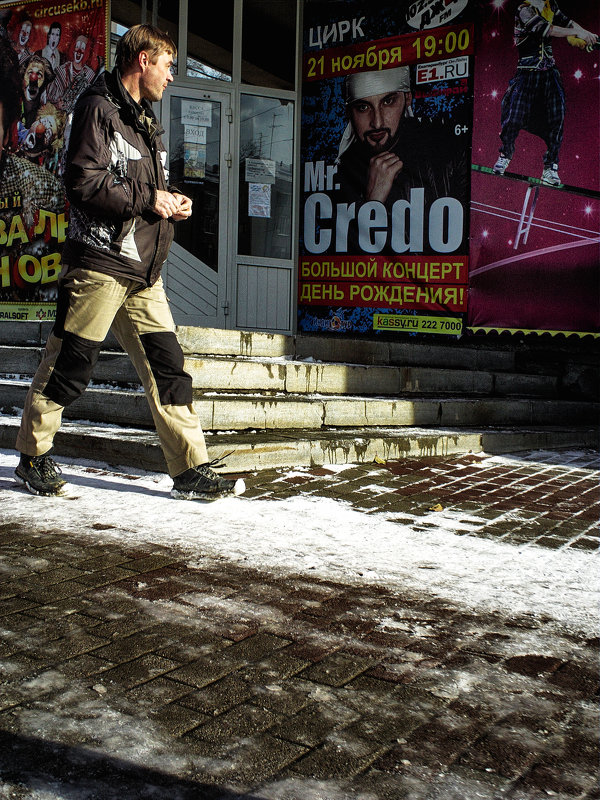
<box><xmin>18</xmin><ymin>21</ymin><xmax>32</xmax><ymax>47</ymax></box>
<box><xmin>72</xmin><ymin>35</ymin><xmax>88</xmax><ymax>69</ymax></box>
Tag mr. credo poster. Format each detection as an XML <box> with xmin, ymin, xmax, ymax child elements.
<box><xmin>299</xmin><ymin>0</ymin><xmax>474</xmax><ymax>337</ymax></box>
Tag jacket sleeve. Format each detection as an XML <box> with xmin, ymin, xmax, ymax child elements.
<box><xmin>64</xmin><ymin>100</ymin><xmax>156</xmax><ymax>221</ymax></box>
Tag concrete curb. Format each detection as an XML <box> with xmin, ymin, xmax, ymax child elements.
<box><xmin>2</xmin><ymin>416</ymin><xmax>598</xmax><ymax>474</ymax></box>
<box><xmin>2</xmin><ymin>380</ymin><xmax>598</xmax><ymax>432</ymax></box>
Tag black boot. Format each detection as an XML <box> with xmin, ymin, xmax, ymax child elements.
<box><xmin>15</xmin><ymin>452</ymin><xmax>66</xmax><ymax>496</ymax></box>
<box><xmin>171</xmin><ymin>459</ymin><xmax>245</xmax><ymax>501</ymax></box>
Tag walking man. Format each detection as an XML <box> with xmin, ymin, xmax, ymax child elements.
<box><xmin>15</xmin><ymin>24</ymin><xmax>244</xmax><ymax>501</ymax></box>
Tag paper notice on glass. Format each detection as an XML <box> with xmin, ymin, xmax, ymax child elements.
<box><xmin>248</xmin><ymin>183</ymin><xmax>271</xmax><ymax>218</ymax></box>
<box><xmin>245</xmin><ymin>158</ymin><xmax>276</xmax><ymax>184</ymax></box>
<box><xmin>181</xmin><ymin>100</ymin><xmax>212</xmax><ymax>127</ymax></box>
<box><xmin>184</xmin><ymin>143</ymin><xmax>206</xmax><ymax>179</ymax></box>
<box><xmin>183</xmin><ymin>125</ymin><xmax>207</xmax><ymax>144</ymax></box>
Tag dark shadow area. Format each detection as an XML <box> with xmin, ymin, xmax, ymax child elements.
<box><xmin>0</xmin><ymin>729</ymin><xmax>264</xmax><ymax>800</ymax></box>
<box><xmin>0</xmin><ymin>462</ymin><xmax>169</xmax><ymax>500</ymax></box>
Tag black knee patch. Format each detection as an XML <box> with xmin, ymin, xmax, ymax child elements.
<box><xmin>44</xmin><ymin>332</ymin><xmax>102</xmax><ymax>407</ymax></box>
<box><xmin>51</xmin><ymin>282</ymin><xmax>71</xmax><ymax>339</ymax></box>
<box><xmin>140</xmin><ymin>331</ymin><xmax>193</xmax><ymax>405</ymax></box>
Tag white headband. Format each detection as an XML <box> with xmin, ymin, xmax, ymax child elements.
<box><xmin>344</xmin><ymin>66</ymin><xmax>411</xmax><ymax>104</ymax></box>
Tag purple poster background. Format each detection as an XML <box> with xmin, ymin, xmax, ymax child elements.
<box><xmin>469</xmin><ymin>0</ymin><xmax>599</xmax><ymax>336</ymax></box>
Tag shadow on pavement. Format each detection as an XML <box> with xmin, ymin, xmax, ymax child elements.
<box><xmin>0</xmin><ymin>729</ymin><xmax>263</xmax><ymax>800</ymax></box>
<box><xmin>0</xmin><ymin>462</ymin><xmax>167</xmax><ymax>499</ymax></box>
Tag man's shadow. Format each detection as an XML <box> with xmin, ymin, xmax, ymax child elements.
<box><xmin>0</xmin><ymin>729</ymin><xmax>264</xmax><ymax>799</ymax></box>
<box><xmin>0</xmin><ymin>459</ymin><xmax>166</xmax><ymax>500</ymax></box>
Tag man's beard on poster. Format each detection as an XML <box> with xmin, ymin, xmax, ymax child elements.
<box><xmin>362</xmin><ymin>126</ymin><xmax>400</xmax><ymax>155</ymax></box>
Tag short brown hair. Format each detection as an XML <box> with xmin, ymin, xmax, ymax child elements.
<box><xmin>115</xmin><ymin>23</ymin><xmax>176</xmax><ymax>73</ymax></box>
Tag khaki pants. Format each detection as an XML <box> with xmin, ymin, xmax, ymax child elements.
<box><xmin>16</xmin><ymin>267</ymin><xmax>209</xmax><ymax>477</ymax></box>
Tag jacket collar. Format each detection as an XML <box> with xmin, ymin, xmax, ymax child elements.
<box><xmin>104</xmin><ymin>68</ymin><xmax>164</xmax><ymax>141</ymax></box>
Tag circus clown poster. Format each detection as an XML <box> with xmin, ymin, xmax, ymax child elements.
<box><xmin>0</xmin><ymin>0</ymin><xmax>109</xmax><ymax>322</ymax></box>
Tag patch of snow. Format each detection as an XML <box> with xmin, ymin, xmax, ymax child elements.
<box><xmin>0</xmin><ymin>449</ymin><xmax>597</xmax><ymax>638</ymax></box>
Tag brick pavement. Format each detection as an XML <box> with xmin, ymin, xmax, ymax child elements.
<box><xmin>0</xmin><ymin>449</ymin><xmax>598</xmax><ymax>799</ymax></box>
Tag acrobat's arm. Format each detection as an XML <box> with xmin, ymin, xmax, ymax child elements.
<box><xmin>550</xmin><ymin>21</ymin><xmax>597</xmax><ymax>48</ymax></box>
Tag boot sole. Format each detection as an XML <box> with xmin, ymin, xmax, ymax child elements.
<box><xmin>14</xmin><ymin>473</ymin><xmax>66</xmax><ymax>497</ymax></box>
<box><xmin>171</xmin><ymin>478</ymin><xmax>246</xmax><ymax>502</ymax></box>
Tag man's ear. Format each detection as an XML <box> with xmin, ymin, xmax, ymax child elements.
<box><xmin>404</xmin><ymin>91</ymin><xmax>413</xmax><ymax>118</ymax></box>
<box><xmin>138</xmin><ymin>49</ymin><xmax>150</xmax><ymax>70</ymax></box>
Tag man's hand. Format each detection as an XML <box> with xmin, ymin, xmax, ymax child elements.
<box><xmin>152</xmin><ymin>189</ymin><xmax>183</xmax><ymax>219</ymax></box>
<box><xmin>365</xmin><ymin>152</ymin><xmax>404</xmax><ymax>203</ymax></box>
<box><xmin>171</xmin><ymin>192</ymin><xmax>193</xmax><ymax>221</ymax></box>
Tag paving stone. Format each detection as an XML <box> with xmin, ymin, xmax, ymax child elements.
<box><xmin>239</xmin><ymin>650</ymin><xmax>311</xmax><ymax>684</ymax></box>
<box><xmin>94</xmin><ymin>631</ymin><xmax>173</xmax><ymax>663</ymax></box>
<box><xmin>90</xmin><ymin>615</ymin><xmax>158</xmax><ymax>641</ymax></box>
<box><xmin>222</xmin><ymin>632</ymin><xmax>292</xmax><ymax>659</ymax></box>
<box><xmin>270</xmin><ymin>702</ymin><xmax>358</xmax><ymax>748</ymax></box>
<box><xmin>0</xmin><ymin>687</ymin><xmax>24</xmax><ymax>712</ymax></box>
<box><xmin>73</xmin><ymin>566</ymin><xmax>137</xmax><ymax>588</ymax></box>
<box><xmin>250</xmin><ymin>681</ymin><xmax>311</xmax><ymax>716</ymax></box>
<box><xmin>300</xmin><ymin>651</ymin><xmax>376</xmax><ymax>687</ymax></box>
<box><xmin>150</xmin><ymin>703</ymin><xmax>210</xmax><ymax>736</ymax></box>
<box><xmin>0</xmin><ymin>597</ymin><xmax>40</xmax><ymax>617</ymax></box>
<box><xmin>166</xmin><ymin>650</ymin><xmax>244</xmax><ymax>689</ymax></box>
<box><xmin>38</xmin><ymin>632</ymin><xmax>109</xmax><ymax>663</ymax></box>
<box><xmin>126</xmin><ymin>676</ymin><xmax>196</xmax><ymax>707</ymax></box>
<box><xmin>100</xmin><ymin>654</ymin><xmax>179</xmax><ymax>689</ymax></box>
<box><xmin>76</xmin><ymin>551</ymin><xmax>135</xmax><ymax>569</ymax></box>
<box><xmin>154</xmin><ymin>632</ymin><xmax>227</xmax><ymax>663</ymax></box>
<box><xmin>19</xmin><ymin>597</ymin><xmax>90</xmax><ymax>619</ymax></box>
<box><xmin>53</xmin><ymin>653</ymin><xmax>115</xmax><ymax>678</ymax></box>
<box><xmin>0</xmin><ymin>582</ymin><xmax>34</xmax><ymax>603</ymax></box>
<box><xmin>199</xmin><ymin>733</ymin><xmax>309</xmax><ymax>785</ymax></box>
<box><xmin>119</xmin><ymin>555</ymin><xmax>180</xmax><ymax>573</ymax></box>
<box><xmin>178</xmin><ymin>674</ymin><xmax>253</xmax><ymax>716</ymax></box>
<box><xmin>26</xmin><ymin>566</ymin><xmax>87</xmax><ymax>585</ymax></box>
<box><xmin>193</xmin><ymin>704</ymin><xmax>281</xmax><ymax>743</ymax></box>
<box><xmin>288</xmin><ymin>734</ymin><xmax>388</xmax><ymax>779</ymax></box>
<box><xmin>19</xmin><ymin>580</ymin><xmax>90</xmax><ymax>604</ymax></box>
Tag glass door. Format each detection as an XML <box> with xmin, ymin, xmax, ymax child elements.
<box><xmin>161</xmin><ymin>87</ymin><xmax>232</xmax><ymax>328</ymax></box>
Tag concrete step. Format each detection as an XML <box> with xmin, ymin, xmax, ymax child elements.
<box><xmin>1</xmin><ymin>413</ymin><xmax>597</xmax><ymax>474</ymax></box>
<box><xmin>2</xmin><ymin>323</ymin><xmax>597</xmax><ymax>401</ymax></box>
<box><xmin>3</xmin><ymin>320</ymin><xmax>598</xmax><ymax>372</ymax></box>
<box><xmin>1</xmin><ymin>378</ymin><xmax>597</xmax><ymax>432</ymax></box>
<box><xmin>0</xmin><ymin>345</ymin><xmax>562</xmax><ymax>399</ymax></box>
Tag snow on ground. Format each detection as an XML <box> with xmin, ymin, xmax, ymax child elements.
<box><xmin>0</xmin><ymin>449</ymin><xmax>597</xmax><ymax>636</ymax></box>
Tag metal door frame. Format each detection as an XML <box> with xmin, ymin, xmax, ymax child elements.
<box><xmin>161</xmin><ymin>84</ymin><xmax>233</xmax><ymax>329</ymax></box>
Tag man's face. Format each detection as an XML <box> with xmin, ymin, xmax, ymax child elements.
<box><xmin>48</xmin><ymin>26</ymin><xmax>61</xmax><ymax>50</ymax></box>
<box><xmin>73</xmin><ymin>35</ymin><xmax>87</xmax><ymax>67</ymax></box>
<box><xmin>348</xmin><ymin>90</ymin><xmax>406</xmax><ymax>154</ymax></box>
<box><xmin>139</xmin><ymin>49</ymin><xmax>174</xmax><ymax>103</ymax></box>
<box><xmin>19</xmin><ymin>21</ymin><xmax>32</xmax><ymax>47</ymax></box>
